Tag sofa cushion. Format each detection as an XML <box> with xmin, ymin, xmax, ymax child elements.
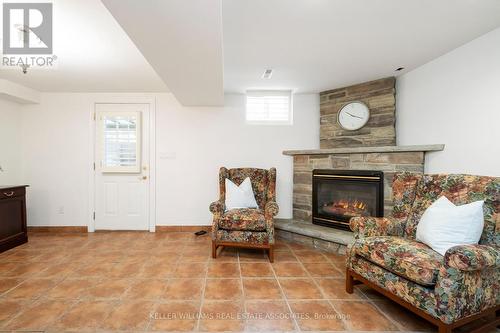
<box><xmin>353</xmin><ymin>236</ymin><xmax>444</xmax><ymax>286</ymax></box>
<box><xmin>216</xmin><ymin>229</ymin><xmax>269</xmax><ymax>244</ymax></box>
<box><xmin>219</xmin><ymin>208</ymin><xmax>267</xmax><ymax>231</ymax></box>
<box><xmin>404</xmin><ymin>174</ymin><xmax>499</xmax><ymax>247</ymax></box>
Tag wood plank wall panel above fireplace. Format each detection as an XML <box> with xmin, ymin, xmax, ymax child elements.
<box><xmin>292</xmin><ymin>152</ymin><xmax>424</xmax><ymax>222</ymax></box>
<box><xmin>319</xmin><ymin>77</ymin><xmax>396</xmax><ymax>149</ymax></box>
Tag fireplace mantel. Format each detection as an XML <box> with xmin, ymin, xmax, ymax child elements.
<box><xmin>283</xmin><ymin>144</ymin><xmax>444</xmax><ymax>156</ymax></box>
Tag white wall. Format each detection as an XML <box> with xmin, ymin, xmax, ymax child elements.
<box><xmin>20</xmin><ymin>93</ymin><xmax>319</xmax><ymax>227</ymax></box>
<box><xmin>0</xmin><ymin>99</ymin><xmax>22</xmax><ymax>184</ymax></box>
<box><xmin>397</xmin><ymin>27</ymin><xmax>500</xmax><ymax>176</ymax></box>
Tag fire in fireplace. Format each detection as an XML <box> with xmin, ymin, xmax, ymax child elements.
<box><xmin>312</xmin><ymin>170</ymin><xmax>384</xmax><ymax>230</ymax></box>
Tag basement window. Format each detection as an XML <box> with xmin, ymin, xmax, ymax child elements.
<box><xmin>246</xmin><ymin>90</ymin><xmax>292</xmax><ymax>125</ymax></box>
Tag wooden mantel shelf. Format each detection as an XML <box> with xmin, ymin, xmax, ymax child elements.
<box><xmin>282</xmin><ymin>144</ymin><xmax>445</xmax><ymax>156</ymax></box>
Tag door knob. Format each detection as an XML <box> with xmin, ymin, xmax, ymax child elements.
<box><xmin>139</xmin><ymin>176</ymin><xmax>147</xmax><ymax>180</ymax></box>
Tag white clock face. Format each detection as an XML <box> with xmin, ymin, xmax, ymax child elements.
<box><xmin>337</xmin><ymin>102</ymin><xmax>370</xmax><ymax>131</ymax></box>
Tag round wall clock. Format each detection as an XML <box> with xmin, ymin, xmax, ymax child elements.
<box><xmin>337</xmin><ymin>101</ymin><xmax>370</xmax><ymax>131</ymax></box>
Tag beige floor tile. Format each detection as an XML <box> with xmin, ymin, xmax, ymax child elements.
<box><xmin>174</xmin><ymin>262</ymin><xmax>207</xmax><ymax>278</ymax></box>
<box><xmin>273</xmin><ymin>251</ymin><xmax>298</xmax><ymax>262</ymax></box>
<box><xmin>0</xmin><ymin>299</ymin><xmax>26</xmax><ymax>324</ymax></box>
<box><xmin>207</xmin><ymin>262</ymin><xmax>240</xmax><ymax>278</ymax></box>
<box><xmin>53</xmin><ymin>300</ymin><xmax>116</xmax><ymax>330</ymax></box>
<box><xmin>199</xmin><ymin>300</ymin><xmax>245</xmax><ymax>332</ymax></box>
<box><xmin>101</xmin><ymin>300</ymin><xmax>155</xmax><ymax>330</ymax></box>
<box><xmin>303</xmin><ymin>263</ymin><xmax>343</xmax><ymax>277</ymax></box>
<box><xmin>0</xmin><ymin>262</ymin><xmax>18</xmax><ymax>275</ymax></box>
<box><xmin>85</xmin><ymin>278</ymin><xmax>130</xmax><ymax>299</ymax></box>
<box><xmin>272</xmin><ymin>262</ymin><xmax>308</xmax><ymax>277</ymax></box>
<box><xmin>273</xmin><ymin>241</ymin><xmax>291</xmax><ymax>251</ymax></box>
<box><xmin>294</xmin><ymin>250</ymin><xmax>329</xmax><ymax>263</ymax></box>
<box><xmin>238</xmin><ymin>249</ymin><xmax>269</xmax><ymax>262</ymax></box>
<box><xmin>4</xmin><ymin>278</ymin><xmax>58</xmax><ymax>299</ymax></box>
<box><xmin>316</xmin><ymin>278</ymin><xmax>365</xmax><ymax>299</ymax></box>
<box><xmin>2</xmin><ymin>262</ymin><xmax>50</xmax><ymax>277</ymax></box>
<box><xmin>211</xmin><ymin>247</ymin><xmax>238</xmax><ymax>262</ymax></box>
<box><xmin>70</xmin><ymin>262</ymin><xmax>112</xmax><ymax>278</ymax></box>
<box><xmin>243</xmin><ymin>278</ymin><xmax>283</xmax><ymax>299</ymax></box>
<box><xmin>5</xmin><ymin>299</ymin><xmax>71</xmax><ymax>331</ymax></box>
<box><xmin>0</xmin><ymin>278</ymin><xmax>24</xmax><ymax>295</ymax></box>
<box><xmin>279</xmin><ymin>278</ymin><xmax>323</xmax><ymax>299</ymax></box>
<box><xmin>240</xmin><ymin>262</ymin><xmax>274</xmax><ymax>277</ymax></box>
<box><xmin>35</xmin><ymin>262</ymin><xmax>76</xmax><ymax>278</ymax></box>
<box><xmin>140</xmin><ymin>261</ymin><xmax>175</xmax><ymax>278</ymax></box>
<box><xmin>245</xmin><ymin>300</ymin><xmax>295</xmax><ymax>331</ymax></box>
<box><xmin>332</xmin><ymin>300</ymin><xmax>399</xmax><ymax>331</ymax></box>
<box><xmin>125</xmin><ymin>279</ymin><xmax>168</xmax><ymax>300</ymax></box>
<box><xmin>287</xmin><ymin>242</ymin><xmax>311</xmax><ymax>251</ymax></box>
<box><xmin>46</xmin><ymin>278</ymin><xmax>98</xmax><ymax>299</ymax></box>
<box><xmin>150</xmin><ymin>301</ymin><xmax>199</xmax><ymax>331</ymax></box>
<box><xmin>373</xmin><ymin>299</ymin><xmax>435</xmax><ymax>331</ymax></box>
<box><xmin>163</xmin><ymin>278</ymin><xmax>204</xmax><ymax>300</ymax></box>
<box><xmin>204</xmin><ymin>278</ymin><xmax>242</xmax><ymax>300</ymax></box>
<box><xmin>289</xmin><ymin>300</ymin><xmax>345</xmax><ymax>331</ymax></box>
<box><xmin>107</xmin><ymin>261</ymin><xmax>145</xmax><ymax>278</ymax></box>
<box><xmin>181</xmin><ymin>252</ymin><xmax>211</xmax><ymax>262</ymax></box>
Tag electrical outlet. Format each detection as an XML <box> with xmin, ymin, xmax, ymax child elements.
<box><xmin>57</xmin><ymin>206</ymin><xmax>65</xmax><ymax>215</ymax></box>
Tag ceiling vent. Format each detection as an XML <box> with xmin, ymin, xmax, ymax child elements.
<box><xmin>261</xmin><ymin>69</ymin><xmax>273</xmax><ymax>79</ymax></box>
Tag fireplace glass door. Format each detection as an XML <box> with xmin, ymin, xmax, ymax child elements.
<box><xmin>312</xmin><ymin>170</ymin><xmax>383</xmax><ymax>230</ymax></box>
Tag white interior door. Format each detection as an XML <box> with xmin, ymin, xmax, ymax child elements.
<box><xmin>94</xmin><ymin>103</ymin><xmax>150</xmax><ymax>230</ymax></box>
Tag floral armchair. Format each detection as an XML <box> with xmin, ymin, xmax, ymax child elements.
<box><xmin>209</xmin><ymin>167</ymin><xmax>279</xmax><ymax>262</ymax></box>
<box><xmin>346</xmin><ymin>173</ymin><xmax>499</xmax><ymax>333</ymax></box>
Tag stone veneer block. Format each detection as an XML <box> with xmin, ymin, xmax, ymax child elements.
<box><xmin>320</xmin><ymin>77</ymin><xmax>396</xmax><ymax>149</ymax></box>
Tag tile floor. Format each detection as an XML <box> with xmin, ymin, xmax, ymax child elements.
<box><xmin>0</xmin><ymin>231</ymin><xmax>497</xmax><ymax>332</ymax></box>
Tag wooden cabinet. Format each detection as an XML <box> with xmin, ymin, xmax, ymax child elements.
<box><xmin>0</xmin><ymin>185</ymin><xmax>28</xmax><ymax>253</ymax></box>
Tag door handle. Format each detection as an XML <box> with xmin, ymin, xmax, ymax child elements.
<box><xmin>138</xmin><ymin>176</ymin><xmax>147</xmax><ymax>180</ymax></box>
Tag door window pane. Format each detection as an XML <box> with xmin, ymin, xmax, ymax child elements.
<box><xmin>99</xmin><ymin>112</ymin><xmax>141</xmax><ymax>173</ymax></box>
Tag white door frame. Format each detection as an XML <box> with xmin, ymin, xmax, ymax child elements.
<box><xmin>88</xmin><ymin>97</ymin><xmax>156</xmax><ymax>232</ymax></box>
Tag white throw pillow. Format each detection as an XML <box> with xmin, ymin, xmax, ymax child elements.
<box><xmin>416</xmin><ymin>196</ymin><xmax>485</xmax><ymax>256</ymax></box>
<box><xmin>224</xmin><ymin>177</ymin><xmax>258</xmax><ymax>211</ymax></box>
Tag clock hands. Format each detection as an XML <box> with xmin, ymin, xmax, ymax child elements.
<box><xmin>345</xmin><ymin>111</ymin><xmax>363</xmax><ymax>119</ymax></box>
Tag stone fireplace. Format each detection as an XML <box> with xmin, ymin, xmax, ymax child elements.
<box><xmin>312</xmin><ymin>170</ymin><xmax>383</xmax><ymax>230</ymax></box>
<box><xmin>276</xmin><ymin>77</ymin><xmax>445</xmax><ymax>253</ymax></box>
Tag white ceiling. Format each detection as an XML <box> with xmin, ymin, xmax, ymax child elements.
<box><xmin>1</xmin><ymin>0</ymin><xmax>500</xmax><ymax>102</ymax></box>
<box><xmin>0</xmin><ymin>0</ymin><xmax>167</xmax><ymax>92</ymax></box>
<box><xmin>222</xmin><ymin>0</ymin><xmax>500</xmax><ymax>94</ymax></box>
<box><xmin>102</xmin><ymin>0</ymin><xmax>224</xmax><ymax>106</ymax></box>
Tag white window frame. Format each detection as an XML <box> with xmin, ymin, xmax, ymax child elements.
<box><xmin>245</xmin><ymin>90</ymin><xmax>293</xmax><ymax>125</ymax></box>
<box><xmin>96</xmin><ymin>110</ymin><xmax>142</xmax><ymax>173</ymax></box>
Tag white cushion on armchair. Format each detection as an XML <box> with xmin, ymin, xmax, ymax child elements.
<box><xmin>416</xmin><ymin>196</ymin><xmax>484</xmax><ymax>256</ymax></box>
<box><xmin>224</xmin><ymin>177</ymin><xmax>258</xmax><ymax>211</ymax></box>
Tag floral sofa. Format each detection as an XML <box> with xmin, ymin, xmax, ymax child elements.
<box><xmin>346</xmin><ymin>172</ymin><xmax>499</xmax><ymax>333</ymax></box>
<box><xmin>209</xmin><ymin>167</ymin><xmax>279</xmax><ymax>262</ymax></box>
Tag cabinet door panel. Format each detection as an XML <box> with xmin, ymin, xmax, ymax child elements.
<box><xmin>0</xmin><ymin>199</ymin><xmax>24</xmax><ymax>239</ymax></box>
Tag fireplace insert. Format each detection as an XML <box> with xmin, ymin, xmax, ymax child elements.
<box><xmin>312</xmin><ymin>170</ymin><xmax>383</xmax><ymax>230</ymax></box>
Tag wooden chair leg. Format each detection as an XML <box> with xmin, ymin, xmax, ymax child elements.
<box><xmin>346</xmin><ymin>269</ymin><xmax>354</xmax><ymax>294</ymax></box>
<box><xmin>268</xmin><ymin>245</ymin><xmax>274</xmax><ymax>263</ymax></box>
<box><xmin>438</xmin><ymin>323</ymin><xmax>452</xmax><ymax>333</ymax></box>
<box><xmin>212</xmin><ymin>240</ymin><xmax>217</xmax><ymax>259</ymax></box>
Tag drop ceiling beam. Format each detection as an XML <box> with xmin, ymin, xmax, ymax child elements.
<box><xmin>102</xmin><ymin>0</ymin><xmax>224</xmax><ymax>106</ymax></box>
